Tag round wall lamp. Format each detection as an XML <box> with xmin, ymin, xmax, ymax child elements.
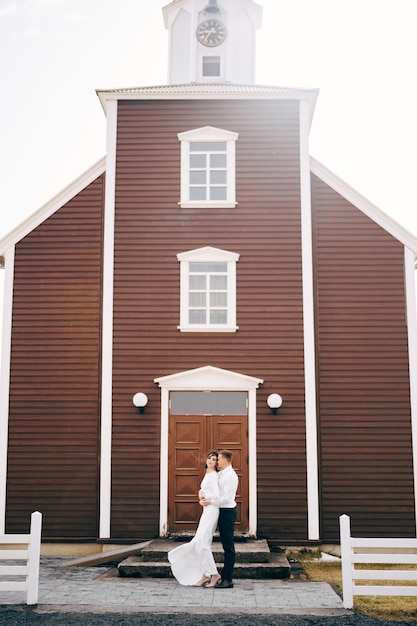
<box><xmin>267</xmin><ymin>393</ymin><xmax>283</xmax><ymax>415</ymax></box>
<box><xmin>133</xmin><ymin>392</ymin><xmax>148</xmax><ymax>414</ymax></box>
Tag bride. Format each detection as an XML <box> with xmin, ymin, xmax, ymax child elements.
<box><xmin>168</xmin><ymin>451</ymin><xmax>221</xmax><ymax>587</ymax></box>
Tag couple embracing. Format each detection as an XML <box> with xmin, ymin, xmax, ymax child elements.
<box><xmin>168</xmin><ymin>449</ymin><xmax>238</xmax><ymax>589</ymax></box>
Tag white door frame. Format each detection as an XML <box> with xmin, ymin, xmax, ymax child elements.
<box><xmin>154</xmin><ymin>365</ymin><xmax>264</xmax><ymax>537</ymax></box>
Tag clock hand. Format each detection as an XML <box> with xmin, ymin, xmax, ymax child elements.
<box><xmin>202</xmin><ymin>28</ymin><xmax>216</xmax><ymax>43</ymax></box>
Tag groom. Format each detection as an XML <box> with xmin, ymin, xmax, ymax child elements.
<box><xmin>201</xmin><ymin>449</ymin><xmax>239</xmax><ymax>588</ymax></box>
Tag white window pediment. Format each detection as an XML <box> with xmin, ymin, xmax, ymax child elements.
<box><xmin>178</xmin><ymin>126</ymin><xmax>238</xmax><ymax>143</ymax></box>
<box><xmin>177</xmin><ymin>246</ymin><xmax>239</xmax><ymax>263</ymax></box>
<box><xmin>178</xmin><ymin>126</ymin><xmax>238</xmax><ymax>209</ymax></box>
<box><xmin>154</xmin><ymin>365</ymin><xmax>264</xmax><ymax>390</ymax></box>
<box><xmin>177</xmin><ymin>246</ymin><xmax>239</xmax><ymax>333</ymax></box>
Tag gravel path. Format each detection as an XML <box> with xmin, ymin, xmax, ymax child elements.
<box><xmin>1</xmin><ymin>610</ymin><xmax>417</xmax><ymax>625</ymax></box>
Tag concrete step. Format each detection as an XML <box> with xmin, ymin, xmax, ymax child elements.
<box><xmin>118</xmin><ymin>553</ymin><xmax>290</xmax><ymax>579</ymax></box>
<box><xmin>118</xmin><ymin>539</ymin><xmax>291</xmax><ymax>580</ymax></box>
<box><xmin>142</xmin><ymin>539</ymin><xmax>270</xmax><ymax>563</ymax></box>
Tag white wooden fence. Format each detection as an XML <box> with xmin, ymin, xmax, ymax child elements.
<box><xmin>0</xmin><ymin>511</ymin><xmax>42</xmax><ymax>605</ymax></box>
<box><xmin>340</xmin><ymin>514</ymin><xmax>417</xmax><ymax>609</ymax></box>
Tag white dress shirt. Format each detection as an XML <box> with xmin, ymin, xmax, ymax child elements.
<box><xmin>211</xmin><ymin>464</ymin><xmax>238</xmax><ymax>508</ymax></box>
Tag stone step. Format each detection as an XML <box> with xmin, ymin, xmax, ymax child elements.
<box><xmin>117</xmin><ymin>539</ymin><xmax>291</xmax><ymax>580</ymax></box>
<box><xmin>141</xmin><ymin>539</ymin><xmax>270</xmax><ymax>564</ymax></box>
<box><xmin>118</xmin><ymin>552</ymin><xmax>290</xmax><ymax>579</ymax></box>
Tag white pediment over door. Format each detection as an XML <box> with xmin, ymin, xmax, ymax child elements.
<box><xmin>154</xmin><ymin>365</ymin><xmax>264</xmax><ymax>390</ymax></box>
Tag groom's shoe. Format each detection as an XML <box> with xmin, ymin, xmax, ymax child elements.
<box><xmin>215</xmin><ymin>579</ymin><xmax>234</xmax><ymax>588</ymax></box>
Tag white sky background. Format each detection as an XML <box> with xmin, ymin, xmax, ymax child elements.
<box><xmin>0</xmin><ymin>0</ymin><xmax>416</xmax><ymax>334</ymax></box>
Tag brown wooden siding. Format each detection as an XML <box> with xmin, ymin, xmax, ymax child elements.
<box><xmin>312</xmin><ymin>174</ymin><xmax>415</xmax><ymax>541</ymax></box>
<box><xmin>111</xmin><ymin>99</ymin><xmax>308</xmax><ymax>539</ymax></box>
<box><xmin>6</xmin><ymin>175</ymin><xmax>105</xmax><ymax>539</ymax></box>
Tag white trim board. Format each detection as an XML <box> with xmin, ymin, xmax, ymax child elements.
<box><xmin>0</xmin><ymin>245</ymin><xmax>15</xmax><ymax>533</ymax></box>
<box><xmin>300</xmin><ymin>101</ymin><xmax>320</xmax><ymax>541</ymax></box>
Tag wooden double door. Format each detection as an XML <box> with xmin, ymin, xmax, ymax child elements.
<box><xmin>168</xmin><ymin>410</ymin><xmax>249</xmax><ymax>533</ymax></box>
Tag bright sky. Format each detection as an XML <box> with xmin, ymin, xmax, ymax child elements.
<box><xmin>1</xmin><ymin>0</ymin><xmax>416</xmax><ymax>238</ymax></box>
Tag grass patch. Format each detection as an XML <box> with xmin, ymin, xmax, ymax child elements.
<box><xmin>296</xmin><ymin>552</ymin><xmax>417</xmax><ymax>623</ymax></box>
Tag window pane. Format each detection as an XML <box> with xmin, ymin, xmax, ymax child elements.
<box><xmin>170</xmin><ymin>391</ymin><xmax>247</xmax><ymax>415</ymax></box>
<box><xmin>189</xmin><ymin>292</ymin><xmax>206</xmax><ymax>307</ymax></box>
<box><xmin>190</xmin><ymin>154</ymin><xmax>207</xmax><ymax>168</ymax></box>
<box><xmin>210</xmin><ymin>186</ymin><xmax>227</xmax><ymax>201</ymax></box>
<box><xmin>203</xmin><ymin>56</ymin><xmax>221</xmax><ymax>77</ymax></box>
<box><xmin>210</xmin><ymin>275</ymin><xmax>227</xmax><ymax>289</ymax></box>
<box><xmin>210</xmin><ymin>310</ymin><xmax>227</xmax><ymax>324</ymax></box>
<box><xmin>190</xmin><ymin>263</ymin><xmax>227</xmax><ymax>272</ymax></box>
<box><xmin>190</xmin><ymin>187</ymin><xmax>207</xmax><ymax>201</ymax></box>
<box><xmin>189</xmin><ymin>275</ymin><xmax>206</xmax><ymax>289</ymax></box>
<box><xmin>210</xmin><ymin>292</ymin><xmax>227</xmax><ymax>307</ymax></box>
<box><xmin>210</xmin><ymin>171</ymin><xmax>227</xmax><ymax>184</ymax></box>
<box><xmin>190</xmin><ymin>171</ymin><xmax>206</xmax><ymax>184</ymax></box>
<box><xmin>210</xmin><ymin>154</ymin><xmax>227</xmax><ymax>168</ymax></box>
<box><xmin>190</xmin><ymin>142</ymin><xmax>227</xmax><ymax>152</ymax></box>
<box><xmin>189</xmin><ymin>310</ymin><xmax>206</xmax><ymax>324</ymax></box>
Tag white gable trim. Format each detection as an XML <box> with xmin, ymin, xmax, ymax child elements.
<box><xmin>0</xmin><ymin>158</ymin><xmax>106</xmax><ymax>255</ymax></box>
<box><xmin>155</xmin><ymin>365</ymin><xmax>263</xmax><ymax>536</ymax></box>
<box><xmin>0</xmin><ymin>244</ymin><xmax>15</xmax><ymax>533</ymax></box>
<box><xmin>310</xmin><ymin>157</ymin><xmax>417</xmax><ymax>253</ymax></box>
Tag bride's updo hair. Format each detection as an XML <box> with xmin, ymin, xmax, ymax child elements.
<box><xmin>205</xmin><ymin>450</ymin><xmax>218</xmax><ymax>469</ymax></box>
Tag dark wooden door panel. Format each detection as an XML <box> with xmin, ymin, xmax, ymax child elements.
<box><xmin>169</xmin><ymin>413</ymin><xmax>248</xmax><ymax>532</ymax></box>
<box><xmin>168</xmin><ymin>416</ymin><xmax>205</xmax><ymax>531</ymax></box>
<box><xmin>214</xmin><ymin>416</ymin><xmax>248</xmax><ymax>529</ymax></box>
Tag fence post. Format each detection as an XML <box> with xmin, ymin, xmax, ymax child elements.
<box><xmin>340</xmin><ymin>514</ymin><xmax>353</xmax><ymax>609</ymax></box>
<box><xmin>26</xmin><ymin>511</ymin><xmax>42</xmax><ymax>605</ymax></box>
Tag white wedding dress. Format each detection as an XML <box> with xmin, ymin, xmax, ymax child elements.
<box><xmin>168</xmin><ymin>470</ymin><xmax>220</xmax><ymax>586</ymax></box>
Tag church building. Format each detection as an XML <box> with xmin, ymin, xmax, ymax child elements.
<box><xmin>1</xmin><ymin>0</ymin><xmax>417</xmax><ymax>547</ymax></box>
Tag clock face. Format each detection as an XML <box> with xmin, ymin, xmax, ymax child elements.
<box><xmin>196</xmin><ymin>19</ymin><xmax>226</xmax><ymax>47</ymax></box>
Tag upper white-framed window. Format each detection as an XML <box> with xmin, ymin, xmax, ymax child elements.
<box><xmin>177</xmin><ymin>246</ymin><xmax>240</xmax><ymax>332</ymax></box>
<box><xmin>177</xmin><ymin>126</ymin><xmax>239</xmax><ymax>208</ymax></box>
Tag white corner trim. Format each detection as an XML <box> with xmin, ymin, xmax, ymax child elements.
<box><xmin>99</xmin><ymin>99</ymin><xmax>118</xmax><ymax>539</ymax></box>
<box><xmin>159</xmin><ymin>387</ymin><xmax>170</xmax><ymax>537</ymax></box>
<box><xmin>300</xmin><ymin>101</ymin><xmax>320</xmax><ymax>541</ymax></box>
<box><xmin>310</xmin><ymin>157</ymin><xmax>417</xmax><ymax>253</ymax></box>
<box><xmin>0</xmin><ymin>245</ymin><xmax>15</xmax><ymax>533</ymax></box>
<box><xmin>247</xmin><ymin>387</ymin><xmax>258</xmax><ymax>536</ymax></box>
<box><xmin>404</xmin><ymin>247</ymin><xmax>417</xmax><ymax>527</ymax></box>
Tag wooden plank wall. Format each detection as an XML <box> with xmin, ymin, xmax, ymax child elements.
<box><xmin>6</xmin><ymin>175</ymin><xmax>105</xmax><ymax>539</ymax></box>
<box><xmin>111</xmin><ymin>99</ymin><xmax>308</xmax><ymax>539</ymax></box>
<box><xmin>312</xmin><ymin>174</ymin><xmax>415</xmax><ymax>541</ymax></box>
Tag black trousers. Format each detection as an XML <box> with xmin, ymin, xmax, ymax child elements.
<box><xmin>218</xmin><ymin>507</ymin><xmax>237</xmax><ymax>581</ymax></box>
